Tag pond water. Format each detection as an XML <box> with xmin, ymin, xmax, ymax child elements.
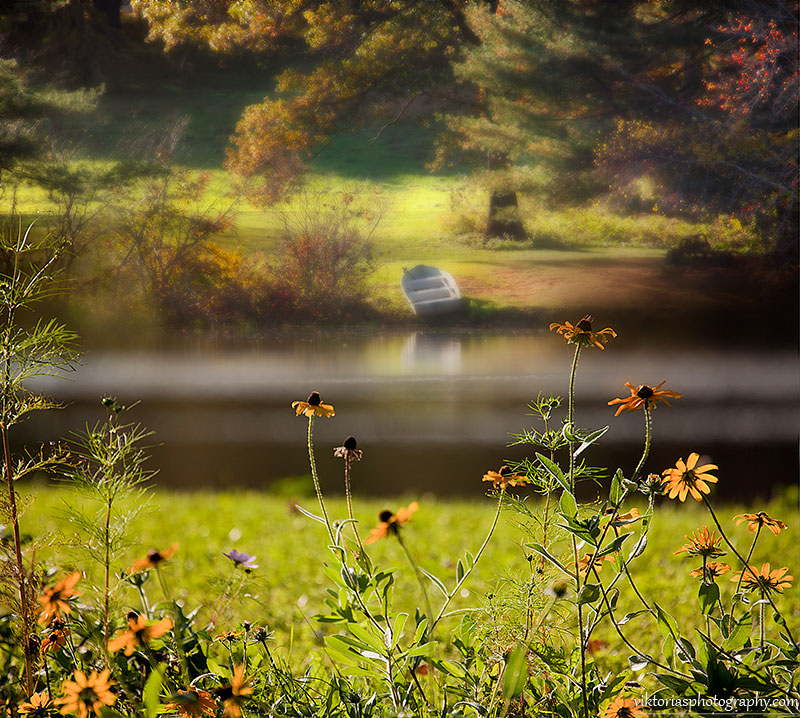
<box><xmin>22</xmin><ymin>329</ymin><xmax>799</xmax><ymax>501</ymax></box>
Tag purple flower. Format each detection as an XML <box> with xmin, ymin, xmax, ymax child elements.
<box><xmin>223</xmin><ymin>549</ymin><xmax>259</xmax><ymax>570</ymax></box>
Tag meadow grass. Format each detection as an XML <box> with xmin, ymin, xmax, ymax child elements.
<box><xmin>22</xmin><ymin>482</ymin><xmax>799</xmax><ymax>672</ymax></box>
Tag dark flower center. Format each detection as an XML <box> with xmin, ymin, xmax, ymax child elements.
<box><xmin>343</xmin><ymin>436</ymin><xmax>358</xmax><ymax>450</ymax></box>
<box><xmin>378</xmin><ymin>510</ymin><xmax>393</xmax><ymax>523</ymax></box>
<box><xmin>636</xmin><ymin>385</ymin><xmax>654</xmax><ymax>399</ymax></box>
<box><xmin>148</xmin><ymin>550</ymin><xmax>165</xmax><ymax>564</ymax></box>
<box><xmin>576</xmin><ymin>317</ymin><xmax>593</xmax><ymax>332</ymax></box>
<box><xmin>307</xmin><ymin>391</ymin><xmax>322</xmax><ymax>405</ymax></box>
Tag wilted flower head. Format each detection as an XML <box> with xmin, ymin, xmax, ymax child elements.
<box><xmin>334</xmin><ymin>435</ymin><xmax>362</xmax><ymax>461</ymax></box>
<box><xmin>291</xmin><ymin>391</ymin><xmax>335</xmax><ymax>418</ymax></box>
<box><xmin>223</xmin><ymin>549</ymin><xmax>259</xmax><ymax>570</ymax></box>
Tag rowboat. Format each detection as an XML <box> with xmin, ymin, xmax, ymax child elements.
<box><xmin>401</xmin><ymin>265</ymin><xmax>462</xmax><ymax>316</ymax></box>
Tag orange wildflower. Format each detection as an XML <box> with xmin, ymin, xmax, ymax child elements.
<box><xmin>575</xmin><ymin>552</ymin><xmax>616</xmax><ymax>576</ymax></box>
<box><xmin>291</xmin><ymin>391</ymin><xmax>335</xmax><ymax>418</ymax></box>
<box><xmin>218</xmin><ymin>665</ymin><xmax>252</xmax><ymax>718</ymax></box>
<box><xmin>661</xmin><ymin>453</ymin><xmax>718</xmax><ymax>502</ymax></box>
<box><xmin>689</xmin><ymin>562</ymin><xmax>730</xmax><ymax>580</ymax></box>
<box><xmin>37</xmin><ymin>572</ymin><xmax>81</xmax><ymax>625</ymax></box>
<box><xmin>55</xmin><ymin>670</ymin><xmax>115</xmax><ymax>718</ymax></box>
<box><xmin>673</xmin><ymin>526</ymin><xmax>725</xmax><ymax>559</ymax></box>
<box><xmin>605</xmin><ymin>508</ymin><xmax>641</xmax><ymax>533</ymax></box>
<box><xmin>731</xmin><ymin>563</ymin><xmax>793</xmax><ymax>593</ymax></box>
<box><xmin>166</xmin><ymin>688</ymin><xmax>217</xmax><ymax>718</ymax></box>
<box><xmin>40</xmin><ymin>619</ymin><xmax>67</xmax><ymax>654</ymax></box>
<box><xmin>734</xmin><ymin>512</ymin><xmax>787</xmax><ymax>535</ymax></box>
<box><xmin>130</xmin><ymin>544</ymin><xmax>178</xmax><ymax>573</ymax></box>
<box><xmin>608</xmin><ymin>381</ymin><xmax>681</xmax><ymax>416</ymax></box>
<box><xmin>549</xmin><ymin>315</ymin><xmax>617</xmax><ymax>350</ymax></box>
<box><xmin>108</xmin><ymin>613</ymin><xmax>173</xmax><ymax>656</ymax></box>
<box><xmin>365</xmin><ymin>502</ymin><xmax>419</xmax><ymax>544</ymax></box>
<box><xmin>482</xmin><ymin>465</ymin><xmax>527</xmax><ymax>490</ymax></box>
<box><xmin>600</xmin><ymin>696</ymin><xmax>648</xmax><ymax>718</ymax></box>
<box><xmin>19</xmin><ymin>692</ymin><xmax>52</xmax><ymax>717</ymax></box>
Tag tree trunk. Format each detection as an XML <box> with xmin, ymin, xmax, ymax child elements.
<box><xmin>486</xmin><ymin>191</ymin><xmax>526</xmax><ymax>239</ymax></box>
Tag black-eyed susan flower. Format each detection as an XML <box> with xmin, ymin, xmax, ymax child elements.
<box><xmin>216</xmin><ymin>666</ymin><xmax>252</xmax><ymax>718</ymax></box>
<box><xmin>291</xmin><ymin>391</ymin><xmax>335</xmax><ymax>418</ymax></box>
<box><xmin>549</xmin><ymin>315</ymin><xmax>617</xmax><ymax>350</ymax></box>
<box><xmin>37</xmin><ymin>572</ymin><xmax>81</xmax><ymax>625</ymax></box>
<box><xmin>482</xmin><ymin>465</ymin><xmax>526</xmax><ymax>490</ymax></box>
<box><xmin>661</xmin><ymin>453</ymin><xmax>718</xmax><ymax>502</ymax></box>
<box><xmin>166</xmin><ymin>688</ymin><xmax>217</xmax><ymax>718</ymax></box>
<box><xmin>365</xmin><ymin>502</ymin><xmax>419</xmax><ymax>545</ymax></box>
<box><xmin>130</xmin><ymin>543</ymin><xmax>178</xmax><ymax>573</ymax></box>
<box><xmin>40</xmin><ymin>619</ymin><xmax>67</xmax><ymax>654</ymax></box>
<box><xmin>55</xmin><ymin>670</ymin><xmax>115</xmax><ymax>718</ymax></box>
<box><xmin>19</xmin><ymin>692</ymin><xmax>52</xmax><ymax>717</ymax></box>
<box><xmin>731</xmin><ymin>563</ymin><xmax>793</xmax><ymax>593</ymax></box>
<box><xmin>673</xmin><ymin>526</ymin><xmax>725</xmax><ymax>559</ymax></box>
<box><xmin>333</xmin><ymin>435</ymin><xmax>362</xmax><ymax>461</ymax></box>
<box><xmin>689</xmin><ymin>562</ymin><xmax>730</xmax><ymax>580</ymax></box>
<box><xmin>107</xmin><ymin>612</ymin><xmax>173</xmax><ymax>656</ymax></box>
<box><xmin>734</xmin><ymin>512</ymin><xmax>787</xmax><ymax>535</ymax></box>
<box><xmin>600</xmin><ymin>696</ymin><xmax>648</xmax><ymax>718</ymax></box>
<box><xmin>575</xmin><ymin>552</ymin><xmax>616</xmax><ymax>577</ymax></box>
<box><xmin>608</xmin><ymin>381</ymin><xmax>682</xmax><ymax>416</ymax></box>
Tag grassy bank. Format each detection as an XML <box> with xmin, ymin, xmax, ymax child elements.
<box><xmin>22</xmin><ymin>483</ymin><xmax>799</xmax><ymax>670</ymax></box>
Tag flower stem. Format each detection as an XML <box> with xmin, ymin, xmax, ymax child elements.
<box><xmin>735</xmin><ymin>525</ymin><xmax>761</xmax><ymax>596</ymax></box>
<box><xmin>631</xmin><ymin>406</ymin><xmax>652</xmax><ymax>484</ymax></box>
<box><xmin>343</xmin><ymin>459</ymin><xmax>364</xmax><ymax>555</ymax></box>
<box><xmin>306</xmin><ymin>416</ymin><xmax>335</xmax><ymax>544</ymax></box>
<box><xmin>397</xmin><ymin>532</ymin><xmax>433</xmax><ymax>623</ymax></box>
<box><xmin>566</xmin><ymin>345</ymin><xmax>588</xmax><ymax>718</ymax></box>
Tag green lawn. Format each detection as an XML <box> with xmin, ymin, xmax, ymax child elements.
<box><xmin>21</xmin><ymin>482</ymin><xmax>799</xmax><ymax>672</ymax></box>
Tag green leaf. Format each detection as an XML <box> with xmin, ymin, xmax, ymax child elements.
<box><xmin>143</xmin><ymin>663</ymin><xmax>166</xmax><ymax>718</ymax></box>
<box><xmin>559</xmin><ymin>490</ymin><xmax>577</xmax><ymax>518</ymax></box>
<box><xmin>698</xmin><ymin>582</ymin><xmax>720</xmax><ymax>616</ymax></box>
<box><xmin>502</xmin><ymin>644</ymin><xmax>528</xmax><ymax>699</ymax></box>
<box><xmin>456</xmin><ymin>559</ymin><xmax>465</xmax><ymax>583</ymax></box>
<box><xmin>418</xmin><ymin>567</ymin><xmax>448</xmax><ymax>598</ymax></box>
<box><xmin>404</xmin><ymin>640</ymin><xmax>437</xmax><ymax>658</ymax></box>
<box><xmin>574</xmin><ymin>426</ymin><xmax>609</xmax><ymax>458</ymax></box>
<box><xmin>597</xmin><ymin>532</ymin><xmax>632</xmax><ymax>558</ymax></box>
<box><xmin>535</xmin><ymin>453</ymin><xmax>570</xmax><ymax>492</ymax></box>
<box><xmin>527</xmin><ymin>543</ymin><xmax>573</xmax><ymax>578</ymax></box>
<box><xmin>609</xmin><ymin>469</ymin><xmax>624</xmax><ymax>505</ymax></box>
<box><xmin>722</xmin><ymin>611</ymin><xmax>753</xmax><ymax>650</ymax></box>
<box><xmin>627</xmin><ymin>535</ymin><xmax>647</xmax><ymax>560</ymax></box>
<box><xmin>576</xmin><ymin>583</ymin><xmax>601</xmax><ymax>605</ymax></box>
<box><xmin>391</xmin><ymin>613</ymin><xmax>408</xmax><ymax>648</ymax></box>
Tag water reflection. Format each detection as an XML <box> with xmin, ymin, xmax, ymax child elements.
<box><xmin>22</xmin><ymin>329</ymin><xmax>798</xmax><ymax>499</ymax></box>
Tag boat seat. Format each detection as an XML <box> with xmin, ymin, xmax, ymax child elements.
<box><xmin>404</xmin><ymin>277</ymin><xmax>448</xmax><ymax>291</ymax></box>
<box><xmin>410</xmin><ymin>287</ymin><xmax>454</xmax><ymax>301</ymax></box>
